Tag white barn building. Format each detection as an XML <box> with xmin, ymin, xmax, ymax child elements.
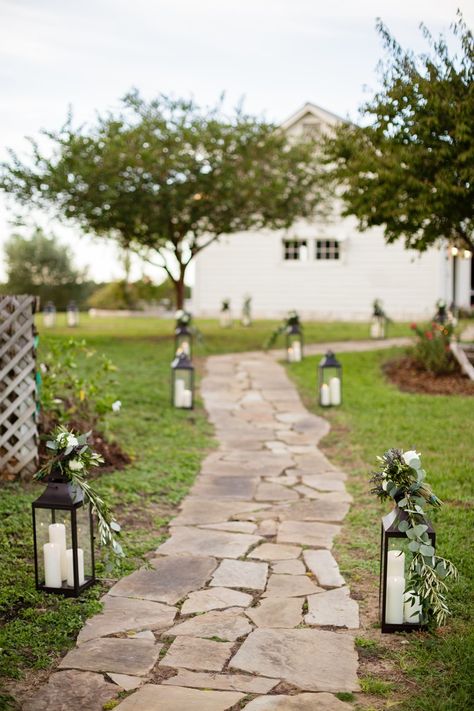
<box><xmin>192</xmin><ymin>103</ymin><xmax>473</xmax><ymax>321</ymax></box>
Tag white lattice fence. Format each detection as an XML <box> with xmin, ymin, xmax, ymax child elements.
<box><xmin>0</xmin><ymin>295</ymin><xmax>38</xmax><ymax>479</ymax></box>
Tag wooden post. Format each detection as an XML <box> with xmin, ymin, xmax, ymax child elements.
<box><xmin>0</xmin><ymin>295</ymin><xmax>39</xmax><ymax>479</ymax></box>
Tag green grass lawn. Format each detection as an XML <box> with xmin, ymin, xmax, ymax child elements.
<box><xmin>1</xmin><ymin>316</ymin><xmax>470</xmax><ymax>710</ymax></box>
<box><xmin>0</xmin><ymin>316</ymin><xmax>411</xmax><ymax>702</ymax></box>
<box><xmin>289</xmin><ymin>348</ymin><xmax>473</xmax><ymax>711</ymax></box>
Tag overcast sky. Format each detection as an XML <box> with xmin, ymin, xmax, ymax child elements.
<box><xmin>0</xmin><ymin>0</ymin><xmax>471</xmax><ymax>283</ymax></box>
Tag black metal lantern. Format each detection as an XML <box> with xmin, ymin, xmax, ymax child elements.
<box><xmin>318</xmin><ymin>350</ymin><xmax>342</xmax><ymax>406</ymax></box>
<box><xmin>379</xmin><ymin>507</ymin><xmax>435</xmax><ymax>633</ymax></box>
<box><xmin>66</xmin><ymin>301</ymin><xmax>79</xmax><ymax>328</ymax></box>
<box><xmin>370</xmin><ymin>315</ymin><xmax>387</xmax><ymax>340</ymax></box>
<box><xmin>32</xmin><ymin>472</ymin><xmax>96</xmax><ymax>597</ymax></box>
<box><xmin>174</xmin><ymin>323</ymin><xmax>193</xmax><ymax>358</ymax></box>
<box><xmin>171</xmin><ymin>351</ymin><xmax>195</xmax><ymax>409</ymax></box>
<box><xmin>43</xmin><ymin>301</ymin><xmax>56</xmax><ymax>328</ymax></box>
<box><xmin>286</xmin><ymin>323</ymin><xmax>303</xmax><ymax>363</ymax></box>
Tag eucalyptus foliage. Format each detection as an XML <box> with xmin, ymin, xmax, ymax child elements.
<box><xmin>371</xmin><ymin>448</ymin><xmax>458</xmax><ymax>626</ymax></box>
<box><xmin>265</xmin><ymin>310</ymin><xmax>302</xmax><ymax>350</ymax></box>
<box><xmin>35</xmin><ymin>427</ymin><xmax>123</xmax><ymax>559</ymax></box>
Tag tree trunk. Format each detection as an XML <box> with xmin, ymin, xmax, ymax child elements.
<box><xmin>174</xmin><ymin>268</ymin><xmax>186</xmax><ymax>309</ymax></box>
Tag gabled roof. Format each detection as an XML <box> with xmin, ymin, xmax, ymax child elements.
<box><xmin>280</xmin><ymin>102</ymin><xmax>348</xmax><ymax>131</ymax></box>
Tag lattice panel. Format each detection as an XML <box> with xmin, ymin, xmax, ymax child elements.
<box><xmin>0</xmin><ymin>295</ymin><xmax>38</xmax><ymax>479</ymax></box>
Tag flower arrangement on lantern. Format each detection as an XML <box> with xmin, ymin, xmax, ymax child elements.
<box><xmin>409</xmin><ymin>321</ymin><xmax>457</xmax><ymax>374</ymax></box>
<box><xmin>371</xmin><ymin>448</ymin><xmax>458</xmax><ymax>627</ymax></box>
<box><xmin>35</xmin><ymin>427</ymin><xmax>124</xmax><ymax>558</ymax></box>
<box><xmin>241</xmin><ymin>295</ymin><xmax>252</xmax><ymax>326</ymax></box>
<box><xmin>265</xmin><ymin>310</ymin><xmax>302</xmax><ymax>350</ymax></box>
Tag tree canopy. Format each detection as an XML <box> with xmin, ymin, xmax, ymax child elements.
<box><xmin>1</xmin><ymin>92</ymin><xmax>322</xmax><ymax>307</ymax></box>
<box><xmin>320</xmin><ymin>13</ymin><xmax>474</xmax><ymax>252</ymax></box>
<box><xmin>1</xmin><ymin>228</ymin><xmax>92</xmax><ymax>309</ymax></box>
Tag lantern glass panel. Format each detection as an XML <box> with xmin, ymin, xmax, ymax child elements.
<box><xmin>76</xmin><ymin>505</ymin><xmax>94</xmax><ymax>583</ymax></box>
<box><xmin>173</xmin><ymin>368</ymin><xmax>193</xmax><ymax>408</ymax></box>
<box><xmin>176</xmin><ymin>333</ymin><xmax>192</xmax><ymax>357</ymax></box>
<box><xmin>370</xmin><ymin>315</ymin><xmax>386</xmax><ymax>339</ymax></box>
<box><xmin>286</xmin><ymin>326</ymin><xmax>303</xmax><ymax>362</ymax></box>
<box><xmin>380</xmin><ymin>509</ymin><xmax>435</xmax><ymax>632</ymax></box>
<box><xmin>33</xmin><ymin>507</ymin><xmax>73</xmax><ymax>590</ymax></box>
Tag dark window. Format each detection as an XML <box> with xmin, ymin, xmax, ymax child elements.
<box><xmin>283</xmin><ymin>240</ymin><xmax>308</xmax><ymax>261</ymax></box>
<box><xmin>315</xmin><ymin>239</ymin><xmax>340</xmax><ymax>260</ymax></box>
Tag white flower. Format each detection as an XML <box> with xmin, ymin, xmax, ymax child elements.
<box><xmin>403</xmin><ymin>450</ymin><xmax>422</xmax><ymax>470</ymax></box>
<box><xmin>382</xmin><ymin>480</ymin><xmax>388</xmax><ymax>491</ymax></box>
<box><xmin>175</xmin><ymin>310</ymin><xmax>184</xmax><ymax>320</ymax></box>
<box><xmin>66</xmin><ymin>434</ymin><xmax>78</xmax><ymax>447</ymax></box>
<box><xmin>112</xmin><ymin>400</ymin><xmax>122</xmax><ymax>412</ymax></box>
<box><xmin>68</xmin><ymin>459</ymin><xmax>84</xmax><ymax>471</ymax></box>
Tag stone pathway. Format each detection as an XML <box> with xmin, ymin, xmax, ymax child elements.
<box><xmin>22</xmin><ymin>348</ymin><xmax>372</xmax><ymax>711</ymax></box>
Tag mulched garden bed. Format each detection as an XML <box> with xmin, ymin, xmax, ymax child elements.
<box><xmin>383</xmin><ymin>356</ymin><xmax>474</xmax><ymax>396</ymax></box>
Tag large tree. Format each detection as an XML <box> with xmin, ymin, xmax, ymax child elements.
<box><xmin>1</xmin><ymin>228</ymin><xmax>90</xmax><ymax>309</ymax></box>
<box><xmin>320</xmin><ymin>13</ymin><xmax>473</xmax><ymax>251</ymax></box>
<box><xmin>1</xmin><ymin>92</ymin><xmax>322</xmax><ymax>307</ymax></box>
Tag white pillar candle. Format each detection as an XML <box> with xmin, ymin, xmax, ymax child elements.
<box><xmin>292</xmin><ymin>341</ymin><xmax>302</xmax><ymax>362</ymax></box>
<box><xmin>404</xmin><ymin>590</ymin><xmax>422</xmax><ymax>623</ymax></box>
<box><xmin>320</xmin><ymin>383</ymin><xmax>330</xmax><ymax>406</ymax></box>
<box><xmin>287</xmin><ymin>347</ymin><xmax>294</xmax><ymax>362</ymax></box>
<box><xmin>385</xmin><ymin>575</ymin><xmax>405</xmax><ymax>624</ymax></box>
<box><xmin>370</xmin><ymin>321</ymin><xmax>379</xmax><ymax>338</ymax></box>
<box><xmin>174</xmin><ymin>379</ymin><xmax>185</xmax><ymax>407</ymax></box>
<box><xmin>181</xmin><ymin>341</ymin><xmax>190</xmax><ymax>355</ymax></box>
<box><xmin>43</xmin><ymin>542</ymin><xmax>62</xmax><ymax>588</ymax></box>
<box><xmin>182</xmin><ymin>390</ymin><xmax>193</xmax><ymax>408</ymax></box>
<box><xmin>329</xmin><ymin>377</ymin><xmax>341</xmax><ymax>405</ymax></box>
<box><xmin>66</xmin><ymin>548</ymin><xmax>85</xmax><ymax>587</ymax></box>
<box><xmin>49</xmin><ymin>523</ymin><xmax>67</xmax><ymax>579</ymax></box>
<box><xmin>387</xmin><ymin>549</ymin><xmax>405</xmax><ymax>578</ymax></box>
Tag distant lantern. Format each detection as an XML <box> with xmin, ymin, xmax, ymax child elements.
<box><xmin>171</xmin><ymin>351</ymin><xmax>194</xmax><ymax>409</ymax></box>
<box><xmin>174</xmin><ymin>322</ymin><xmax>193</xmax><ymax>358</ymax></box>
<box><xmin>220</xmin><ymin>299</ymin><xmax>232</xmax><ymax>328</ymax></box>
<box><xmin>43</xmin><ymin>301</ymin><xmax>56</xmax><ymax>328</ymax></box>
<box><xmin>66</xmin><ymin>301</ymin><xmax>79</xmax><ymax>328</ymax></box>
<box><xmin>370</xmin><ymin>300</ymin><xmax>387</xmax><ymax>340</ymax></box>
<box><xmin>286</xmin><ymin>322</ymin><xmax>303</xmax><ymax>363</ymax></box>
<box><xmin>318</xmin><ymin>350</ymin><xmax>342</xmax><ymax>406</ymax></box>
<box><xmin>380</xmin><ymin>507</ymin><xmax>435</xmax><ymax>633</ymax></box>
<box><xmin>32</xmin><ymin>470</ymin><xmax>96</xmax><ymax>597</ymax></box>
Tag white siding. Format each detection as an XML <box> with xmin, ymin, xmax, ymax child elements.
<box><xmin>193</xmin><ymin>216</ymin><xmax>444</xmax><ymax>320</ymax></box>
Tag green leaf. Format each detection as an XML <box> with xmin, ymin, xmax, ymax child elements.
<box><xmin>420</xmin><ymin>544</ymin><xmax>435</xmax><ymax>557</ymax></box>
<box><xmin>398</xmin><ymin>497</ymin><xmax>408</xmax><ymax>507</ymax></box>
<box><xmin>413</xmin><ymin>524</ymin><xmax>428</xmax><ymax>536</ymax></box>
<box><xmin>398</xmin><ymin>520</ymin><xmax>409</xmax><ymax>532</ymax></box>
<box><xmin>408</xmin><ymin>540</ymin><xmax>420</xmax><ymax>552</ymax></box>
<box><xmin>406</xmin><ymin>528</ymin><xmax>417</xmax><ymax>540</ymax></box>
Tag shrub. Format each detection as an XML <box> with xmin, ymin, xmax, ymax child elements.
<box><xmin>409</xmin><ymin>321</ymin><xmax>458</xmax><ymax>374</ymax></box>
<box><xmin>38</xmin><ymin>338</ymin><xmax>119</xmax><ymax>433</ymax></box>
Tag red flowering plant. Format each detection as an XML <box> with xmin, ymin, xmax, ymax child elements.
<box><xmin>409</xmin><ymin>321</ymin><xmax>457</xmax><ymax>374</ymax></box>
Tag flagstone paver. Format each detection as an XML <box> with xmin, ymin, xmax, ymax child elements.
<box><xmin>22</xmin><ymin>670</ymin><xmax>121</xmax><ymax>711</ymax></box>
<box><xmin>181</xmin><ymin>587</ymin><xmax>253</xmax><ymax>614</ymax></box>
<box><xmin>248</xmin><ymin>542</ymin><xmax>303</xmax><ymax>560</ymax></box>
<box><xmin>277</xmin><ymin>520</ymin><xmax>341</xmax><ymax>548</ymax></box>
<box><xmin>115</xmin><ymin>684</ymin><xmax>244</xmax><ymax>710</ymax></box>
<box><xmin>161</xmin><ymin>636</ymin><xmax>234</xmax><ymax>671</ymax></box>
<box><xmin>166</xmin><ymin>608</ymin><xmax>252</xmax><ymax>641</ymax></box>
<box><xmin>305</xmin><ymin>587</ymin><xmax>360</xmax><ymax>628</ymax></box>
<box><xmin>210</xmin><ymin>558</ymin><xmax>268</xmax><ymax>590</ymax></box>
<box><xmin>303</xmin><ymin>549</ymin><xmax>346</xmax><ymax>588</ymax></box>
<box><xmin>107</xmin><ymin>555</ymin><xmax>217</xmax><ymax>605</ymax></box>
<box><xmin>163</xmin><ymin>670</ymin><xmax>279</xmax><ymax>693</ymax></box>
<box><xmin>245</xmin><ymin>597</ymin><xmax>304</xmax><ymax>628</ymax></box>
<box><xmin>243</xmin><ymin>692</ymin><xmax>354</xmax><ymax>710</ymax></box>
<box><xmin>230</xmin><ymin>628</ymin><xmax>359</xmax><ymax>692</ymax></box>
<box><xmin>77</xmin><ymin>595</ymin><xmax>176</xmax><ymax>643</ymax></box>
<box><xmin>263</xmin><ymin>574</ymin><xmax>322</xmax><ymax>597</ymax></box>
<box><xmin>32</xmin><ymin>346</ymin><xmax>370</xmax><ymax>709</ymax></box>
<box><xmin>157</xmin><ymin>526</ymin><xmax>262</xmax><ymax>558</ymax></box>
<box><xmin>59</xmin><ymin>638</ymin><xmax>161</xmax><ymax>676</ymax></box>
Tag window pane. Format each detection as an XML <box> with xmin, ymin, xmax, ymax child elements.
<box><xmin>315</xmin><ymin>239</ymin><xmax>340</xmax><ymax>260</ymax></box>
